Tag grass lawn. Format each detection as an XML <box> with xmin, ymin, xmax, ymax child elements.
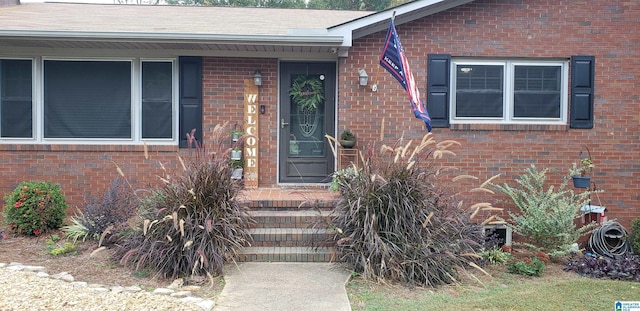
<box><xmin>348</xmin><ymin>263</ymin><xmax>640</xmax><ymax>311</ymax></box>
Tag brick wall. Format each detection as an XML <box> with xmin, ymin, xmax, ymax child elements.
<box><xmin>0</xmin><ymin>145</ymin><xmax>179</xmax><ymax>211</ymax></box>
<box><xmin>201</xmin><ymin>57</ymin><xmax>279</xmax><ymax>187</ymax></box>
<box><xmin>339</xmin><ymin>0</ymin><xmax>640</xmax><ymax>226</ymax></box>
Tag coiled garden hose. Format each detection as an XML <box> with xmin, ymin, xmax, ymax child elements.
<box><xmin>588</xmin><ymin>220</ymin><xmax>633</xmax><ymax>258</ymax></box>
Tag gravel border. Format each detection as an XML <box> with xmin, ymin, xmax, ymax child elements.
<box><xmin>0</xmin><ymin>262</ymin><xmax>214</xmax><ymax>311</ymax></box>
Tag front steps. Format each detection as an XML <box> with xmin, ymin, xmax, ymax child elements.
<box><xmin>238</xmin><ymin>198</ymin><xmax>338</xmax><ymax>262</ymax></box>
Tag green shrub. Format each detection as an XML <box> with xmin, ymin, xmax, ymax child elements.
<box><xmin>3</xmin><ymin>181</ymin><xmax>67</xmax><ymax>236</ymax></box>
<box><xmin>631</xmin><ymin>218</ymin><xmax>640</xmax><ymax>255</ymax></box>
<box><xmin>481</xmin><ymin>248</ymin><xmax>512</xmax><ymax>265</ymax></box>
<box><xmin>493</xmin><ymin>165</ymin><xmax>596</xmax><ymax>257</ymax></box>
<box><xmin>507</xmin><ymin>256</ymin><xmax>545</xmax><ymax>277</ymax></box>
<box><xmin>328</xmin><ymin>135</ymin><xmax>486</xmax><ymax>287</ymax></box>
<box><xmin>46</xmin><ymin>235</ymin><xmax>76</xmax><ymax>256</ymax></box>
<box><xmin>114</xmin><ymin>124</ymin><xmax>252</xmax><ymax>279</ymax></box>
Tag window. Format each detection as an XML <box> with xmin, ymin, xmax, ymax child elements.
<box><xmin>44</xmin><ymin>60</ymin><xmax>132</xmax><ymax>139</ymax></box>
<box><xmin>0</xmin><ymin>58</ymin><xmax>176</xmax><ymax>144</ymax></box>
<box><xmin>1</xmin><ymin>59</ymin><xmax>33</xmax><ymax>138</ymax></box>
<box><xmin>451</xmin><ymin>60</ymin><xmax>567</xmax><ymax>124</ymax></box>
<box><xmin>142</xmin><ymin>61</ymin><xmax>173</xmax><ymax>139</ymax></box>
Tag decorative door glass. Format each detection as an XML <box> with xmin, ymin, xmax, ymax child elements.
<box><xmin>288</xmin><ymin>74</ymin><xmax>326</xmax><ymax>158</ymax></box>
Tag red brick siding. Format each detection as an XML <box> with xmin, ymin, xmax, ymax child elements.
<box><xmin>339</xmin><ymin>0</ymin><xmax>640</xmax><ymax>226</ymax></box>
<box><xmin>201</xmin><ymin>57</ymin><xmax>279</xmax><ymax>187</ymax></box>
<box><xmin>0</xmin><ymin>145</ymin><xmax>179</xmax><ymax>212</ymax></box>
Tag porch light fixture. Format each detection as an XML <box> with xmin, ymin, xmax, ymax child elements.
<box><xmin>253</xmin><ymin>70</ymin><xmax>263</xmax><ymax>86</ymax></box>
<box><xmin>358</xmin><ymin>69</ymin><xmax>368</xmax><ymax>86</ymax></box>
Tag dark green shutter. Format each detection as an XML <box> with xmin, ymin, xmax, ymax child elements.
<box><xmin>179</xmin><ymin>56</ymin><xmax>203</xmax><ymax>148</ymax></box>
<box><xmin>570</xmin><ymin>55</ymin><xmax>595</xmax><ymax>129</ymax></box>
<box><xmin>427</xmin><ymin>54</ymin><xmax>451</xmax><ymax>127</ymax></box>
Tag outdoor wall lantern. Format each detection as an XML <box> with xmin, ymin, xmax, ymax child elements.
<box><xmin>358</xmin><ymin>69</ymin><xmax>368</xmax><ymax>86</ymax></box>
<box><xmin>253</xmin><ymin>70</ymin><xmax>263</xmax><ymax>86</ymax></box>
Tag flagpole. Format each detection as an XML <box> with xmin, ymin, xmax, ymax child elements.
<box><xmin>373</xmin><ymin>11</ymin><xmax>397</xmax><ymax>91</ymax></box>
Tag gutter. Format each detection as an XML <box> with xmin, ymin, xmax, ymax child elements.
<box><xmin>0</xmin><ymin>30</ymin><xmax>346</xmax><ymax>47</ymax></box>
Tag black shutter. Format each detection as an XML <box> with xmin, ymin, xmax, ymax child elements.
<box><xmin>427</xmin><ymin>54</ymin><xmax>451</xmax><ymax>127</ymax></box>
<box><xmin>570</xmin><ymin>55</ymin><xmax>595</xmax><ymax>129</ymax></box>
<box><xmin>179</xmin><ymin>56</ymin><xmax>203</xmax><ymax>148</ymax></box>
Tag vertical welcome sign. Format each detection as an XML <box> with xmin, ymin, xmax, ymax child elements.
<box><xmin>243</xmin><ymin>80</ymin><xmax>259</xmax><ymax>188</ymax></box>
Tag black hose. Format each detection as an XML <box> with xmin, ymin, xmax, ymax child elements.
<box><xmin>588</xmin><ymin>220</ymin><xmax>633</xmax><ymax>258</ymax></box>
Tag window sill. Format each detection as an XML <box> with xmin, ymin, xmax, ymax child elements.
<box><xmin>449</xmin><ymin>124</ymin><xmax>569</xmax><ymax>131</ymax></box>
<box><xmin>0</xmin><ymin>144</ymin><xmax>179</xmax><ymax>152</ymax></box>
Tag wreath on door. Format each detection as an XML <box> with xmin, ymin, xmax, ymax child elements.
<box><xmin>289</xmin><ymin>75</ymin><xmax>324</xmax><ymax>111</ymax></box>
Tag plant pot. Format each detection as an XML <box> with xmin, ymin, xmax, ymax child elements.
<box><xmin>231</xmin><ymin>149</ymin><xmax>242</xmax><ymax>160</ymax></box>
<box><xmin>572</xmin><ymin>176</ymin><xmax>591</xmax><ymax>188</ymax></box>
<box><xmin>340</xmin><ymin>139</ymin><xmax>356</xmax><ymax>148</ymax></box>
<box><xmin>231</xmin><ymin>168</ymin><xmax>243</xmax><ymax>180</ymax></box>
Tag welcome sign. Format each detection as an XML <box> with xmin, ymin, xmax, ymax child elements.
<box><xmin>243</xmin><ymin>80</ymin><xmax>259</xmax><ymax>188</ymax></box>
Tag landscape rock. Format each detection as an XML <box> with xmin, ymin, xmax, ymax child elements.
<box><xmin>152</xmin><ymin>288</ymin><xmax>175</xmax><ymax>295</ymax></box>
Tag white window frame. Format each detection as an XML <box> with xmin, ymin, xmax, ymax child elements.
<box><xmin>0</xmin><ymin>57</ymin><xmax>36</xmax><ymax>141</ymax></box>
<box><xmin>450</xmin><ymin>59</ymin><xmax>569</xmax><ymax>125</ymax></box>
<box><xmin>0</xmin><ymin>56</ymin><xmax>178</xmax><ymax>145</ymax></box>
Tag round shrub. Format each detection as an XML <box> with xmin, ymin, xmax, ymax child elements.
<box><xmin>3</xmin><ymin>181</ymin><xmax>67</xmax><ymax>236</ymax></box>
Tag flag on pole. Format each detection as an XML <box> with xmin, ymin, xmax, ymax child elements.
<box><xmin>379</xmin><ymin>18</ymin><xmax>432</xmax><ymax>132</ymax></box>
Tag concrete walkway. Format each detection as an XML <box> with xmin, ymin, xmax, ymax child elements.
<box><xmin>214</xmin><ymin>262</ymin><xmax>351</xmax><ymax>311</ymax></box>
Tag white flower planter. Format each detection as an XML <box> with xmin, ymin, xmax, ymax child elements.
<box><xmin>231</xmin><ymin>149</ymin><xmax>242</xmax><ymax>160</ymax></box>
<box><xmin>231</xmin><ymin>168</ymin><xmax>243</xmax><ymax>179</ymax></box>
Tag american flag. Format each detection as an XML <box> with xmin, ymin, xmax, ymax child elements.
<box><xmin>379</xmin><ymin>18</ymin><xmax>432</xmax><ymax>132</ymax></box>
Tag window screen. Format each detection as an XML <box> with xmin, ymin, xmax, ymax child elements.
<box><xmin>44</xmin><ymin>60</ymin><xmax>131</xmax><ymax>138</ymax></box>
<box><xmin>455</xmin><ymin>65</ymin><xmax>503</xmax><ymax>118</ymax></box>
<box><xmin>513</xmin><ymin>66</ymin><xmax>561</xmax><ymax>118</ymax></box>
<box><xmin>142</xmin><ymin>62</ymin><xmax>172</xmax><ymax>139</ymax></box>
<box><xmin>1</xmin><ymin>59</ymin><xmax>32</xmax><ymax>138</ymax></box>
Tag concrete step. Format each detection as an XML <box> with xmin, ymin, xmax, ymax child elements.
<box><xmin>239</xmin><ymin>246</ymin><xmax>336</xmax><ymax>262</ymax></box>
<box><xmin>249</xmin><ymin>228</ymin><xmax>334</xmax><ymax>247</ymax></box>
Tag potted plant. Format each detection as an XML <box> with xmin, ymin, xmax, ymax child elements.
<box><xmin>339</xmin><ymin>129</ymin><xmax>356</xmax><ymax>148</ymax></box>
<box><xmin>571</xmin><ymin>149</ymin><xmax>594</xmax><ymax>189</ymax></box>
<box><xmin>230</xmin><ymin>159</ymin><xmax>244</xmax><ymax>180</ymax></box>
<box><xmin>232</xmin><ymin>129</ymin><xmax>244</xmax><ymax>142</ymax></box>
<box><xmin>231</xmin><ymin>147</ymin><xmax>242</xmax><ymax>160</ymax></box>
<box><xmin>289</xmin><ymin>75</ymin><xmax>324</xmax><ymax>111</ymax></box>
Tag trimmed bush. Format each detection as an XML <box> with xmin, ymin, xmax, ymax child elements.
<box><xmin>113</xmin><ymin>124</ymin><xmax>252</xmax><ymax>278</ymax></box>
<box><xmin>3</xmin><ymin>181</ymin><xmax>67</xmax><ymax>236</ymax></box>
<box><xmin>328</xmin><ymin>134</ymin><xmax>486</xmax><ymax>287</ymax></box>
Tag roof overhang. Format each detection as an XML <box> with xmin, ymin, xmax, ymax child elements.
<box><xmin>328</xmin><ymin>0</ymin><xmax>475</xmax><ymax>47</ymax></box>
<box><xmin>0</xmin><ymin>29</ymin><xmax>346</xmax><ymax>55</ymax></box>
<box><xmin>0</xmin><ymin>1</ymin><xmax>475</xmax><ymax>57</ymax></box>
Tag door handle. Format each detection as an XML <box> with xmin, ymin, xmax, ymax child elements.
<box><xmin>281</xmin><ymin>119</ymin><xmax>289</xmax><ymax>129</ymax></box>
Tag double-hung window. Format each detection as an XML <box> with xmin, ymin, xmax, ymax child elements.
<box><xmin>1</xmin><ymin>59</ymin><xmax>33</xmax><ymax>138</ymax></box>
<box><xmin>451</xmin><ymin>59</ymin><xmax>568</xmax><ymax>125</ymax></box>
<box><xmin>0</xmin><ymin>57</ymin><xmax>176</xmax><ymax>144</ymax></box>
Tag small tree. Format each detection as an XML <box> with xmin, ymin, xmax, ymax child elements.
<box><xmin>493</xmin><ymin>165</ymin><xmax>596</xmax><ymax>257</ymax></box>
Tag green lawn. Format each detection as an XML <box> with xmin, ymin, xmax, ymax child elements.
<box><xmin>348</xmin><ymin>266</ymin><xmax>640</xmax><ymax>311</ymax></box>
